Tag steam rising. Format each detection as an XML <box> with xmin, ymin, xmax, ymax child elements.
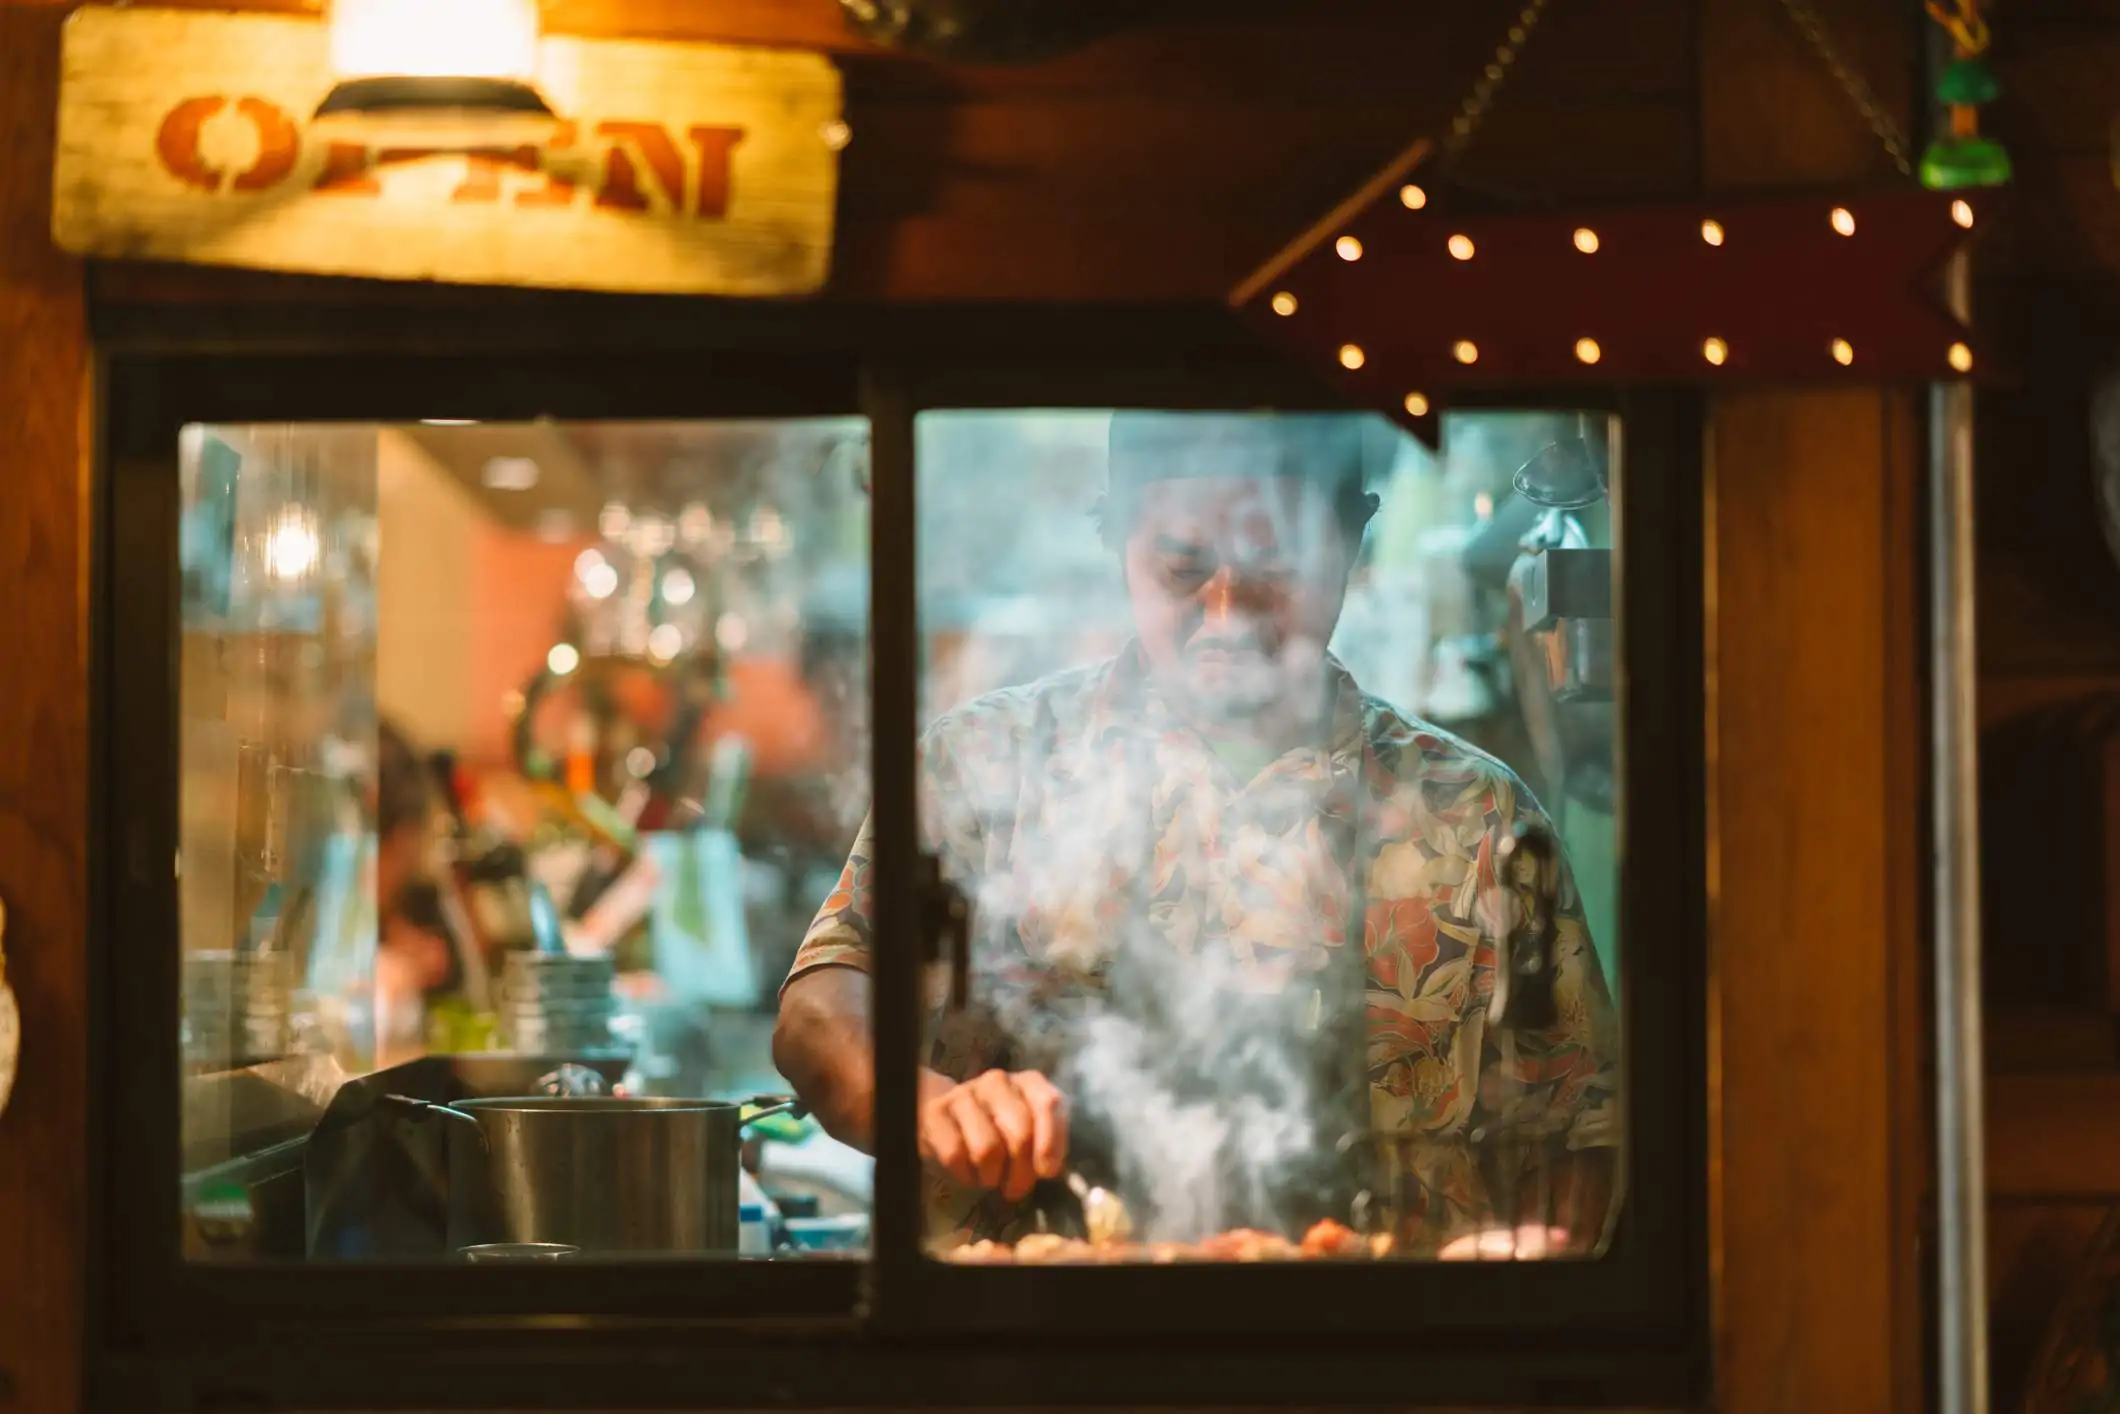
<box><xmin>1059</xmin><ymin>945</ymin><xmax>1341</xmax><ymax>1242</ymax></box>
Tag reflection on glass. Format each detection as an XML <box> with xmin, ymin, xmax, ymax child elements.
<box><xmin>177</xmin><ymin>419</ymin><xmax>873</xmax><ymax>1264</ymax></box>
<box><xmin>779</xmin><ymin>408</ymin><xmax>1623</xmax><ymax>1266</ymax></box>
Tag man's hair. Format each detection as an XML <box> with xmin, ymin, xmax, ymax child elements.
<box><xmin>1094</xmin><ymin>411</ymin><xmax>1388</xmax><ymax>553</ymax></box>
<box><xmin>1090</xmin><ymin>479</ymin><xmax>1381</xmax><ymax>551</ymax></box>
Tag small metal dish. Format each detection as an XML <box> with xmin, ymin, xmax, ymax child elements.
<box><xmin>458</xmin><ymin>1242</ymin><xmax>579</xmax><ymax>1263</ymax></box>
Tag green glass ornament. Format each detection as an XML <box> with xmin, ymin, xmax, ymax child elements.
<box><xmin>1921</xmin><ymin>136</ymin><xmax>2013</xmax><ymax>190</ymax></box>
<box><xmin>1935</xmin><ymin>57</ymin><xmax>2000</xmax><ymax>107</ymax></box>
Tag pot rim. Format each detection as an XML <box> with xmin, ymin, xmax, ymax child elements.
<box><xmin>450</xmin><ymin>1096</ymin><xmax>746</xmax><ymax>1114</ymax></box>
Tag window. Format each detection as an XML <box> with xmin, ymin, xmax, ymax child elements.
<box><xmin>855</xmin><ymin>408</ymin><xmax>1624</xmax><ymax>1268</ymax></box>
<box><xmin>172</xmin><ymin>417</ymin><xmax>873</xmax><ymax>1265</ymax></box>
<box><xmin>97</xmin><ymin>335</ymin><xmax>1702</xmax><ymax>1409</ymax></box>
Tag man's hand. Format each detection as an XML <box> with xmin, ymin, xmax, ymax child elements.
<box><xmin>920</xmin><ymin>1069</ymin><xmax>1068</xmax><ymax>1202</ymax></box>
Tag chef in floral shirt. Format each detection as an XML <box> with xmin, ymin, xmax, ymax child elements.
<box><xmin>774</xmin><ymin>413</ymin><xmax>1619</xmax><ymax>1255</ymax></box>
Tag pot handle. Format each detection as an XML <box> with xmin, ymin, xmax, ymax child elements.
<box><xmin>383</xmin><ymin>1094</ymin><xmax>489</xmax><ymax>1151</ymax></box>
<box><xmin>738</xmin><ymin>1094</ymin><xmax>808</xmax><ymax>1130</ymax></box>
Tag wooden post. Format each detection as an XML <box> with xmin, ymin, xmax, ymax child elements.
<box><xmin>1701</xmin><ymin>1</ymin><xmax>1929</xmax><ymax>1412</ymax></box>
<box><xmin>0</xmin><ymin>9</ymin><xmax>88</xmax><ymax>1414</ymax></box>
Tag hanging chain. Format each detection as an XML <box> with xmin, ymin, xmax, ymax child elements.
<box><xmin>1772</xmin><ymin>0</ymin><xmax>1917</xmax><ymax>177</ymax></box>
<box><xmin>1435</xmin><ymin>0</ymin><xmax>1557</xmax><ymax>171</ymax></box>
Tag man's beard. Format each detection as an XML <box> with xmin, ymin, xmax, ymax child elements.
<box><xmin>1172</xmin><ymin>633</ymin><xmax>1325</xmax><ymax>728</ymax></box>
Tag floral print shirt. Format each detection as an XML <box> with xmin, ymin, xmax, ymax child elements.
<box><xmin>786</xmin><ymin>645</ymin><xmax>1620</xmax><ymax>1247</ymax></box>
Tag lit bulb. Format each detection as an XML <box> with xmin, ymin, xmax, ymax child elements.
<box><xmin>1399</xmin><ymin>184</ymin><xmax>1428</xmax><ymax>210</ymax></box>
<box><xmin>597</xmin><ymin>503</ymin><xmax>630</xmax><ymax>540</ymax></box>
<box><xmin>662</xmin><ymin>567</ymin><xmax>696</xmax><ymax>606</ymax></box>
<box><xmin>1572</xmin><ymin>227</ymin><xmax>1600</xmax><ymax>254</ymax></box>
<box><xmin>820</xmin><ymin>119</ymin><xmax>852</xmax><ymax>151</ymax></box>
<box><xmin>1448</xmin><ymin>234</ymin><xmax>1475</xmax><ymax>261</ymax></box>
<box><xmin>481</xmin><ymin>455</ymin><xmax>538</xmax><ymax>491</ymax></box>
<box><xmin>263</xmin><ymin>513</ymin><xmax>320</xmax><ymax>583</ymax></box>
<box><xmin>1951</xmin><ymin>199</ymin><xmax>1974</xmax><ymax>229</ymax></box>
<box><xmin>1452</xmin><ymin>340</ymin><xmax>1479</xmax><ymax>365</ymax></box>
<box><xmin>1338</xmin><ymin>344</ymin><xmax>1366</xmax><ymax>370</ymax></box>
<box><xmin>1270</xmin><ymin>291</ymin><xmax>1299</xmax><ymax>317</ymax></box>
<box><xmin>716</xmin><ymin>613</ymin><xmax>749</xmax><ymax>652</ymax></box>
<box><xmin>1403</xmin><ymin>392</ymin><xmax>1430</xmax><ymax>418</ymax></box>
<box><xmin>1948</xmin><ymin>342</ymin><xmax>1974</xmax><ymax>373</ymax></box>
<box><xmin>576</xmin><ymin>548</ymin><xmax>618</xmax><ymax>600</ymax></box>
<box><xmin>1700</xmin><ymin>219</ymin><xmax>1725</xmax><ymax>247</ymax></box>
<box><xmin>1574</xmin><ymin>337</ymin><xmax>1601</xmax><ymax>365</ymax></box>
<box><xmin>1335</xmin><ymin>235</ymin><xmax>1363</xmax><ymax>262</ymax></box>
<box><xmin>1831</xmin><ymin>338</ymin><xmax>1855</xmax><ymax>366</ymax></box>
<box><xmin>1703</xmin><ymin>337</ymin><xmax>1728</xmax><ymax>366</ymax></box>
<box><xmin>547</xmin><ymin>643</ymin><xmax>580</xmax><ymax>676</ymax></box>
<box><xmin>647</xmin><ymin>623</ymin><xmax>684</xmax><ymax>663</ymax></box>
<box><xmin>329</xmin><ymin>0</ymin><xmax>540</xmax><ymax>82</ymax></box>
<box><xmin>1830</xmin><ymin>207</ymin><xmax>1856</xmax><ymax>237</ymax></box>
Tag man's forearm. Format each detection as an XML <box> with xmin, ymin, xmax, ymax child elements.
<box><xmin>774</xmin><ymin>968</ymin><xmax>880</xmax><ymax>1150</ymax></box>
<box><xmin>772</xmin><ymin>967</ymin><xmax>955</xmax><ymax>1154</ymax></box>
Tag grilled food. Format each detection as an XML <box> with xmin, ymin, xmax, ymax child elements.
<box><xmin>940</xmin><ymin>1218</ymin><xmax>1394</xmax><ymax>1264</ymax></box>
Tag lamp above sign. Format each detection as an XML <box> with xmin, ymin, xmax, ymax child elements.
<box><xmin>52</xmin><ymin>6</ymin><xmax>842</xmax><ymax>296</ymax></box>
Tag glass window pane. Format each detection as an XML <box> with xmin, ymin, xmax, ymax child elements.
<box><xmin>791</xmin><ymin>407</ymin><xmax>1622</xmax><ymax>1266</ymax></box>
<box><xmin>177</xmin><ymin>418</ymin><xmax>873</xmax><ymax>1266</ymax></box>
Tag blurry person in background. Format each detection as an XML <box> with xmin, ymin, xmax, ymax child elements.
<box><xmin>774</xmin><ymin>414</ymin><xmax>1618</xmax><ymax>1254</ymax></box>
<box><xmin>372</xmin><ymin>718</ymin><xmax>456</xmax><ymax>1063</ymax></box>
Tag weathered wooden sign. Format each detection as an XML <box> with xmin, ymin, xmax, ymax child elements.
<box><xmin>53</xmin><ymin>7</ymin><xmax>842</xmax><ymax>295</ymax></box>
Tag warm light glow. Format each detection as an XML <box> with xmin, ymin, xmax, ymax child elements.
<box><xmin>1403</xmin><ymin>392</ymin><xmax>1430</xmax><ymax>418</ymax></box>
<box><xmin>547</xmin><ymin>643</ymin><xmax>581</xmax><ymax>676</ymax></box>
<box><xmin>1452</xmin><ymin>340</ymin><xmax>1479</xmax><ymax>365</ymax></box>
<box><xmin>1701</xmin><ymin>219</ymin><xmax>1725</xmax><ymax>247</ymax></box>
<box><xmin>329</xmin><ymin>0</ymin><xmax>540</xmax><ymax>80</ymax></box>
<box><xmin>263</xmin><ymin>513</ymin><xmax>320</xmax><ymax>583</ymax></box>
<box><xmin>647</xmin><ymin>624</ymin><xmax>684</xmax><ymax>664</ymax></box>
<box><xmin>421</xmin><ymin>418</ymin><xmax>476</xmax><ymax>427</ymax></box>
<box><xmin>575</xmin><ymin>548</ymin><xmax>616</xmax><ymax>599</ymax></box>
<box><xmin>1448</xmin><ymin>234</ymin><xmax>1476</xmax><ymax>261</ymax></box>
<box><xmin>1270</xmin><ymin>291</ymin><xmax>1299</xmax><ymax>317</ymax></box>
<box><xmin>716</xmin><ymin>613</ymin><xmax>749</xmax><ymax>652</ymax></box>
<box><xmin>1831</xmin><ymin>338</ymin><xmax>1855</xmax><ymax>366</ymax></box>
<box><xmin>1335</xmin><ymin>235</ymin><xmax>1363</xmax><ymax>262</ymax></box>
<box><xmin>1951</xmin><ymin>199</ymin><xmax>1975</xmax><ymax>229</ymax></box>
<box><xmin>1574</xmin><ymin>338</ymin><xmax>1601</xmax><ymax>365</ymax></box>
<box><xmin>598</xmin><ymin>502</ymin><xmax>631</xmax><ymax>541</ymax></box>
<box><xmin>820</xmin><ymin>120</ymin><xmax>853</xmax><ymax>152</ymax></box>
<box><xmin>1572</xmin><ymin>227</ymin><xmax>1600</xmax><ymax>254</ymax></box>
<box><xmin>1830</xmin><ymin>206</ymin><xmax>1856</xmax><ymax>237</ymax></box>
<box><xmin>1399</xmin><ymin>183</ymin><xmax>1428</xmax><ymax>210</ymax></box>
<box><xmin>662</xmin><ymin>568</ymin><xmax>696</xmax><ymax>606</ymax></box>
<box><xmin>481</xmin><ymin>456</ymin><xmax>538</xmax><ymax>491</ymax></box>
<box><xmin>1473</xmin><ymin>492</ymin><xmax>1494</xmax><ymax>520</ymax></box>
<box><xmin>1338</xmin><ymin>344</ymin><xmax>1366</xmax><ymax>370</ymax></box>
<box><xmin>1703</xmin><ymin>336</ymin><xmax>1729</xmax><ymax>366</ymax></box>
<box><xmin>1948</xmin><ymin>342</ymin><xmax>1974</xmax><ymax>372</ymax></box>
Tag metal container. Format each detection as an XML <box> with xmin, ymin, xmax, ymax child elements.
<box><xmin>410</xmin><ymin>1094</ymin><xmax>796</xmax><ymax>1255</ymax></box>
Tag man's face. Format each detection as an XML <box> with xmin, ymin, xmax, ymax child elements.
<box><xmin>1122</xmin><ymin>475</ymin><xmax>1357</xmax><ymax>729</ymax></box>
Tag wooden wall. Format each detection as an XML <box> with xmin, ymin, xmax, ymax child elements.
<box><xmin>0</xmin><ymin>2</ymin><xmax>1951</xmax><ymax>1413</ymax></box>
<box><xmin>1971</xmin><ymin>2</ymin><xmax>2120</xmax><ymax>1409</ymax></box>
<box><xmin>70</xmin><ymin>0</ymin><xmax>1702</xmax><ymax>306</ymax></box>
<box><xmin>0</xmin><ymin>13</ymin><xmax>86</xmax><ymax>1414</ymax></box>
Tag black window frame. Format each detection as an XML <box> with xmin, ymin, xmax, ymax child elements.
<box><xmin>87</xmin><ymin>293</ymin><xmax>1707</xmax><ymax>1412</ymax></box>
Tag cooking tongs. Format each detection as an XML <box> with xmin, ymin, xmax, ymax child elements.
<box><xmin>1487</xmin><ymin>821</ymin><xmax>1560</xmax><ymax>1034</ymax></box>
<box><xmin>1029</xmin><ymin>1172</ymin><xmax>1133</xmax><ymax>1244</ymax></box>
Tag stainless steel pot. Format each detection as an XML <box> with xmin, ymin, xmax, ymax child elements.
<box><xmin>399</xmin><ymin>1094</ymin><xmax>798</xmax><ymax>1255</ymax></box>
